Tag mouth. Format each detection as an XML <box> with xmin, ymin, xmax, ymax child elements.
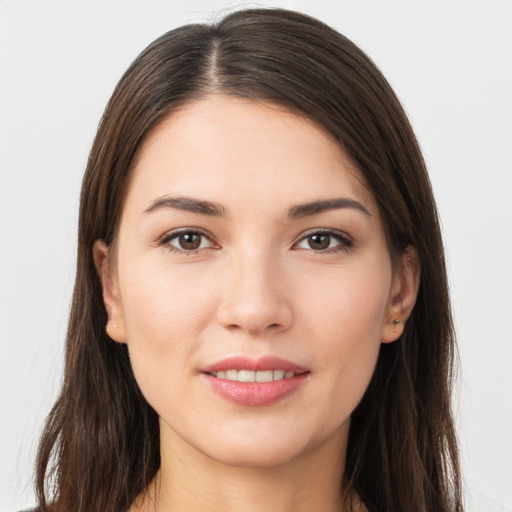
<box><xmin>208</xmin><ymin>369</ymin><xmax>306</xmax><ymax>382</ymax></box>
<box><xmin>201</xmin><ymin>356</ymin><xmax>309</xmax><ymax>406</ymax></box>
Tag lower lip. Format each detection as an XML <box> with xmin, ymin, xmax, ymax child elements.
<box><xmin>202</xmin><ymin>373</ymin><xmax>309</xmax><ymax>407</ymax></box>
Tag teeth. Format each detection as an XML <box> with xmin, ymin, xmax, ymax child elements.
<box><xmin>226</xmin><ymin>370</ymin><xmax>237</xmax><ymax>380</ymax></box>
<box><xmin>238</xmin><ymin>370</ymin><xmax>255</xmax><ymax>382</ymax></box>
<box><xmin>255</xmin><ymin>370</ymin><xmax>273</xmax><ymax>383</ymax></box>
<box><xmin>212</xmin><ymin>369</ymin><xmax>297</xmax><ymax>382</ymax></box>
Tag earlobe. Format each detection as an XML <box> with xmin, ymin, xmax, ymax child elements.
<box><xmin>92</xmin><ymin>240</ymin><xmax>127</xmax><ymax>343</ymax></box>
<box><xmin>381</xmin><ymin>245</ymin><xmax>421</xmax><ymax>343</ymax></box>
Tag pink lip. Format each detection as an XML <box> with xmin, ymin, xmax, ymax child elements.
<box><xmin>201</xmin><ymin>356</ymin><xmax>307</xmax><ymax>373</ymax></box>
<box><xmin>200</xmin><ymin>356</ymin><xmax>309</xmax><ymax>407</ymax></box>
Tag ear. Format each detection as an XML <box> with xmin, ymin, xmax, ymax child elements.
<box><xmin>381</xmin><ymin>245</ymin><xmax>421</xmax><ymax>343</ymax></box>
<box><xmin>92</xmin><ymin>240</ymin><xmax>127</xmax><ymax>343</ymax></box>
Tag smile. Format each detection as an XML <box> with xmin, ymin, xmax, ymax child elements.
<box><xmin>209</xmin><ymin>369</ymin><xmax>297</xmax><ymax>382</ymax></box>
<box><xmin>201</xmin><ymin>356</ymin><xmax>309</xmax><ymax>406</ymax></box>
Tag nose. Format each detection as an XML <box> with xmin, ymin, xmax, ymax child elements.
<box><xmin>216</xmin><ymin>249</ymin><xmax>293</xmax><ymax>336</ymax></box>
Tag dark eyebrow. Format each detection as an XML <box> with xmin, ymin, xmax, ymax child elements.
<box><xmin>288</xmin><ymin>198</ymin><xmax>371</xmax><ymax>218</ymax></box>
<box><xmin>144</xmin><ymin>195</ymin><xmax>226</xmax><ymax>217</ymax></box>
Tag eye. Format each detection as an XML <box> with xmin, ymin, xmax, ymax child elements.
<box><xmin>161</xmin><ymin>229</ymin><xmax>216</xmax><ymax>253</ymax></box>
<box><xmin>295</xmin><ymin>230</ymin><xmax>353</xmax><ymax>252</ymax></box>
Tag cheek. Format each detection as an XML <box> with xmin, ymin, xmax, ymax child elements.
<box><xmin>298</xmin><ymin>264</ymin><xmax>389</xmax><ymax>397</ymax></box>
<box><xmin>302</xmin><ymin>264</ymin><xmax>389</xmax><ymax>347</ymax></box>
<box><xmin>121</xmin><ymin>257</ymin><xmax>216</xmax><ymax>332</ymax></box>
<box><xmin>117</xmin><ymin>259</ymin><xmax>217</xmax><ymax>392</ymax></box>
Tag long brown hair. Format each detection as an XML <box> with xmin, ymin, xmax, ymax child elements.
<box><xmin>35</xmin><ymin>8</ymin><xmax>462</xmax><ymax>512</ymax></box>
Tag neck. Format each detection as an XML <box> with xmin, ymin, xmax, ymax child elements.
<box><xmin>132</xmin><ymin>420</ymin><xmax>356</xmax><ymax>512</ymax></box>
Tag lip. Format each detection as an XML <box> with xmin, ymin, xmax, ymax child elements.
<box><xmin>200</xmin><ymin>356</ymin><xmax>309</xmax><ymax>407</ymax></box>
<box><xmin>201</xmin><ymin>356</ymin><xmax>307</xmax><ymax>374</ymax></box>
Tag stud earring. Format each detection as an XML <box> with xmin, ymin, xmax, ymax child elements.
<box><xmin>113</xmin><ymin>324</ymin><xmax>118</xmax><ymax>328</ymax></box>
<box><xmin>392</xmin><ymin>319</ymin><xmax>400</xmax><ymax>325</ymax></box>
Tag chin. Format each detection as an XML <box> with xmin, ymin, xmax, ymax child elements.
<box><xmin>197</xmin><ymin>417</ymin><xmax>339</xmax><ymax>470</ymax></box>
<box><xmin>206</xmin><ymin>438</ymin><xmax>307</xmax><ymax>469</ymax></box>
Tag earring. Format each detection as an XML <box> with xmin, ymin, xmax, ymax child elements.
<box><xmin>392</xmin><ymin>319</ymin><xmax>400</xmax><ymax>325</ymax></box>
<box><xmin>113</xmin><ymin>324</ymin><xmax>118</xmax><ymax>328</ymax></box>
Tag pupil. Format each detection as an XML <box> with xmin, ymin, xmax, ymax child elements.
<box><xmin>308</xmin><ymin>234</ymin><xmax>330</xmax><ymax>250</ymax></box>
<box><xmin>179</xmin><ymin>233</ymin><xmax>201</xmax><ymax>250</ymax></box>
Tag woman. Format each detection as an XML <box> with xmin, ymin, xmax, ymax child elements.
<box><xmin>33</xmin><ymin>8</ymin><xmax>462</xmax><ymax>512</ymax></box>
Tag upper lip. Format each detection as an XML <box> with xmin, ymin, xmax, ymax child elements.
<box><xmin>201</xmin><ymin>356</ymin><xmax>308</xmax><ymax>374</ymax></box>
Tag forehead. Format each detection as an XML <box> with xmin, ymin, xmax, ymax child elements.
<box><xmin>126</xmin><ymin>95</ymin><xmax>377</xmax><ymax>217</ymax></box>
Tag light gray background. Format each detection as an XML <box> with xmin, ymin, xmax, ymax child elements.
<box><xmin>1</xmin><ymin>1</ymin><xmax>511</xmax><ymax>510</ymax></box>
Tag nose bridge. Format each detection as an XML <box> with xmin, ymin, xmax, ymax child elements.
<box><xmin>217</xmin><ymin>244</ymin><xmax>292</xmax><ymax>334</ymax></box>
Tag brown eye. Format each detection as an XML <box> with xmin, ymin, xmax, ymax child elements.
<box><xmin>178</xmin><ymin>233</ymin><xmax>202</xmax><ymax>250</ymax></box>
<box><xmin>164</xmin><ymin>230</ymin><xmax>214</xmax><ymax>253</ymax></box>
<box><xmin>307</xmin><ymin>234</ymin><xmax>330</xmax><ymax>250</ymax></box>
<box><xmin>296</xmin><ymin>230</ymin><xmax>353</xmax><ymax>253</ymax></box>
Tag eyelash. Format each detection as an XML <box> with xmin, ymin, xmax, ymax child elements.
<box><xmin>294</xmin><ymin>229</ymin><xmax>354</xmax><ymax>254</ymax></box>
<box><xmin>159</xmin><ymin>228</ymin><xmax>216</xmax><ymax>255</ymax></box>
<box><xmin>158</xmin><ymin>228</ymin><xmax>354</xmax><ymax>255</ymax></box>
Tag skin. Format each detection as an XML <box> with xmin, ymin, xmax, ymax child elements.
<box><xmin>94</xmin><ymin>95</ymin><xmax>420</xmax><ymax>512</ymax></box>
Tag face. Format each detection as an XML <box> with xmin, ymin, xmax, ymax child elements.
<box><xmin>96</xmin><ymin>95</ymin><xmax>418</xmax><ymax>470</ymax></box>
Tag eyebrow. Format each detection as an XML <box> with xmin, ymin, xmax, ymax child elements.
<box><xmin>144</xmin><ymin>196</ymin><xmax>226</xmax><ymax>216</ymax></box>
<box><xmin>288</xmin><ymin>198</ymin><xmax>371</xmax><ymax>218</ymax></box>
<box><xmin>143</xmin><ymin>195</ymin><xmax>371</xmax><ymax>219</ymax></box>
